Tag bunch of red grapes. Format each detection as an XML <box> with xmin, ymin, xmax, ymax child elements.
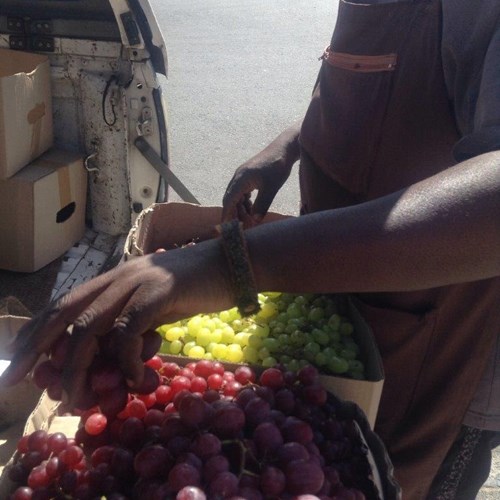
<box><xmin>9</xmin><ymin>331</ymin><xmax>380</xmax><ymax>499</ymax></box>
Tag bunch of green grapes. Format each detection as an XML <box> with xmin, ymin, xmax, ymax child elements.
<box><xmin>157</xmin><ymin>293</ymin><xmax>366</xmax><ymax>380</ymax></box>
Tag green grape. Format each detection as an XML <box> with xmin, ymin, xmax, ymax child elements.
<box><xmin>250</xmin><ymin>323</ymin><xmax>270</xmax><ymax>338</ymax></box>
<box><xmin>279</xmin><ymin>354</ymin><xmax>292</xmax><ymax>365</ymax></box>
<box><xmin>262</xmin><ymin>356</ymin><xmax>278</xmax><ymax>368</ymax></box>
<box><xmin>212</xmin><ymin>344</ymin><xmax>228</xmax><ymax>360</ymax></box>
<box><xmin>227</xmin><ymin>307</ymin><xmax>241</xmax><ymax>322</ymax></box>
<box><xmin>340</xmin><ymin>348</ymin><xmax>357</xmax><ymax>360</ymax></box>
<box><xmin>276</xmin><ymin>312</ymin><xmax>289</xmax><ymax>323</ymax></box>
<box><xmin>257</xmin><ymin>301</ymin><xmax>278</xmax><ymax>319</ymax></box>
<box><xmin>164</xmin><ymin>326</ymin><xmax>184</xmax><ymax>342</ymax></box>
<box><xmin>340</xmin><ymin>322</ymin><xmax>354</xmax><ymax>335</ymax></box>
<box><xmin>269</xmin><ymin>322</ymin><xmax>285</xmax><ymax>335</ymax></box>
<box><xmin>189</xmin><ymin>345</ymin><xmax>205</xmax><ymax>359</ymax></box>
<box><xmin>234</xmin><ymin>332</ymin><xmax>250</xmax><ymax>346</ymax></box>
<box><xmin>187</xmin><ymin>316</ymin><xmax>203</xmax><ymax>336</ymax></box>
<box><xmin>204</xmin><ymin>318</ymin><xmax>217</xmax><ymax>332</ymax></box>
<box><xmin>206</xmin><ymin>342</ymin><xmax>217</xmax><ymax>353</ymax></box>
<box><xmin>298</xmin><ymin>359</ymin><xmax>310</xmax><ymax>369</ymax></box>
<box><xmin>169</xmin><ymin>339</ymin><xmax>183</xmax><ymax>355</ymax></box>
<box><xmin>294</xmin><ymin>295</ymin><xmax>307</xmax><ymax>306</ymax></box>
<box><xmin>218</xmin><ymin>310</ymin><xmax>231</xmax><ymax>323</ymax></box>
<box><xmin>226</xmin><ymin>344</ymin><xmax>243</xmax><ymax>363</ymax></box>
<box><xmin>159</xmin><ymin>341</ymin><xmax>171</xmax><ymax>354</ymax></box>
<box><xmin>210</xmin><ymin>328</ymin><xmax>223</xmax><ymax>343</ymax></box>
<box><xmin>286</xmin><ymin>359</ymin><xmax>301</xmax><ymax>372</ymax></box>
<box><xmin>323</xmin><ymin>347</ymin><xmax>338</xmax><ymax>359</ymax></box>
<box><xmin>288</xmin><ymin>317</ymin><xmax>306</xmax><ymax>329</ymax></box>
<box><xmin>183</xmin><ymin>333</ymin><xmax>196</xmax><ymax>344</ymax></box>
<box><xmin>290</xmin><ymin>330</ymin><xmax>305</xmax><ymax>346</ymax></box>
<box><xmin>286</xmin><ymin>303</ymin><xmax>303</xmax><ymax>319</ymax></box>
<box><xmin>315</xmin><ymin>352</ymin><xmax>327</xmax><ymax>366</ymax></box>
<box><xmin>312</xmin><ymin>328</ymin><xmax>330</xmax><ymax>346</ymax></box>
<box><xmin>243</xmin><ymin>346</ymin><xmax>259</xmax><ymax>363</ymax></box>
<box><xmin>204</xmin><ymin>352</ymin><xmax>214</xmax><ymax>360</ymax></box>
<box><xmin>195</xmin><ymin>327</ymin><xmax>212</xmax><ymax>347</ymax></box>
<box><xmin>327</xmin><ymin>356</ymin><xmax>349</xmax><ymax>374</ymax></box>
<box><xmin>263</xmin><ymin>291</ymin><xmax>281</xmax><ymax>299</ymax></box>
<box><xmin>262</xmin><ymin>337</ymin><xmax>279</xmax><ymax>353</ymax></box>
<box><xmin>220</xmin><ymin>326</ymin><xmax>235</xmax><ymax>344</ymax></box>
<box><xmin>232</xmin><ymin>319</ymin><xmax>245</xmax><ymax>332</ymax></box>
<box><xmin>304</xmin><ymin>342</ymin><xmax>321</xmax><ymax>356</ymax></box>
<box><xmin>248</xmin><ymin>334</ymin><xmax>263</xmax><ymax>349</ymax></box>
<box><xmin>348</xmin><ymin>360</ymin><xmax>365</xmax><ymax>372</ymax></box>
<box><xmin>258</xmin><ymin>347</ymin><xmax>271</xmax><ymax>360</ymax></box>
<box><xmin>328</xmin><ymin>314</ymin><xmax>342</xmax><ymax>331</ymax></box>
<box><xmin>277</xmin><ymin>334</ymin><xmax>290</xmax><ymax>346</ymax></box>
<box><xmin>342</xmin><ymin>340</ymin><xmax>360</xmax><ymax>355</ymax></box>
<box><xmin>308</xmin><ymin>307</ymin><xmax>325</xmax><ymax>322</ymax></box>
<box><xmin>275</xmin><ymin>301</ymin><xmax>288</xmax><ymax>312</ymax></box>
<box><xmin>329</xmin><ymin>330</ymin><xmax>342</xmax><ymax>343</ymax></box>
<box><xmin>183</xmin><ymin>341</ymin><xmax>196</xmax><ymax>356</ymax></box>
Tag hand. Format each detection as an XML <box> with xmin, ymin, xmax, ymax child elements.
<box><xmin>0</xmin><ymin>240</ymin><xmax>232</xmax><ymax>407</ymax></box>
<box><xmin>222</xmin><ymin>121</ymin><xmax>301</xmax><ymax>226</ymax></box>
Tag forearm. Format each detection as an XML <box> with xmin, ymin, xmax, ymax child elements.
<box><xmin>254</xmin><ymin>120</ymin><xmax>302</xmax><ymax>169</ymax></box>
<box><xmin>245</xmin><ymin>151</ymin><xmax>500</xmax><ymax>293</ymax></box>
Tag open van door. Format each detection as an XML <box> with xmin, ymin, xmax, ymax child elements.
<box><xmin>0</xmin><ymin>0</ymin><xmax>171</xmax><ymax>238</ymax></box>
<box><xmin>0</xmin><ymin>0</ymin><xmax>178</xmax><ymax>302</ymax></box>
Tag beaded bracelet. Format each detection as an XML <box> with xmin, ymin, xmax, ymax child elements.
<box><xmin>215</xmin><ymin>220</ymin><xmax>261</xmax><ymax>317</ymax></box>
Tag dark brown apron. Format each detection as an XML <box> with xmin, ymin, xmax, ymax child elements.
<box><xmin>299</xmin><ymin>1</ymin><xmax>500</xmax><ymax>498</ymax></box>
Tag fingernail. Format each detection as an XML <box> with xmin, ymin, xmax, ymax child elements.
<box><xmin>126</xmin><ymin>378</ymin><xmax>135</xmax><ymax>388</ymax></box>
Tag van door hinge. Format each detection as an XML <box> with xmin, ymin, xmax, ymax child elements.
<box><xmin>7</xmin><ymin>18</ymin><xmax>54</xmax><ymax>52</ymax></box>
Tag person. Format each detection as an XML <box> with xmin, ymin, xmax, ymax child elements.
<box><xmin>0</xmin><ymin>1</ymin><xmax>499</xmax><ymax>498</ymax></box>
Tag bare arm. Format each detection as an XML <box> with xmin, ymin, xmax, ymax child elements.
<box><xmin>1</xmin><ymin>151</ymin><xmax>498</xmax><ymax>399</ymax></box>
<box><xmin>248</xmin><ymin>151</ymin><xmax>500</xmax><ymax>293</ymax></box>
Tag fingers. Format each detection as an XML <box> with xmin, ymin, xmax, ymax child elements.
<box><xmin>0</xmin><ymin>276</ymin><xmax>111</xmax><ymax>388</ymax></box>
<box><xmin>252</xmin><ymin>187</ymin><xmax>276</xmax><ymax>222</ymax></box>
<box><xmin>111</xmin><ymin>285</ymin><xmax>170</xmax><ymax>387</ymax></box>
<box><xmin>60</xmin><ymin>280</ymin><xmax>141</xmax><ymax>407</ymax></box>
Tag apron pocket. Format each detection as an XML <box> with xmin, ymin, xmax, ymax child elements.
<box><xmin>300</xmin><ymin>47</ymin><xmax>396</xmax><ymax>195</ymax></box>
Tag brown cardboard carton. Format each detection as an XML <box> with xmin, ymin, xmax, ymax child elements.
<box><xmin>0</xmin><ymin>148</ymin><xmax>87</xmax><ymax>272</ymax></box>
<box><xmin>124</xmin><ymin>202</ymin><xmax>385</xmax><ymax>427</ymax></box>
<box><xmin>0</xmin><ymin>49</ymin><xmax>53</xmax><ymax>180</ymax></box>
<box><xmin>0</xmin><ymin>316</ymin><xmax>397</xmax><ymax>499</ymax></box>
<box><xmin>0</xmin><ymin>316</ymin><xmax>44</xmax><ymax>483</ymax></box>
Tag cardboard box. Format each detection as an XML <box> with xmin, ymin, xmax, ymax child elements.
<box><xmin>0</xmin><ymin>148</ymin><xmax>87</xmax><ymax>273</ymax></box>
<box><xmin>0</xmin><ymin>316</ymin><xmax>398</xmax><ymax>500</ymax></box>
<box><xmin>0</xmin><ymin>49</ymin><xmax>53</xmax><ymax>180</ymax></box>
<box><xmin>0</xmin><ymin>316</ymin><xmax>44</xmax><ymax>485</ymax></box>
<box><xmin>124</xmin><ymin>202</ymin><xmax>385</xmax><ymax>427</ymax></box>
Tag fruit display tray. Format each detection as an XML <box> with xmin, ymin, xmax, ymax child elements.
<box><xmin>124</xmin><ymin>202</ymin><xmax>385</xmax><ymax>426</ymax></box>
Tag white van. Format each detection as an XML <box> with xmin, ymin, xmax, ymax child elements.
<box><xmin>0</xmin><ymin>0</ymin><xmax>191</xmax><ymax>306</ymax></box>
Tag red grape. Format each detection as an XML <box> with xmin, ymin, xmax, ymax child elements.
<box><xmin>259</xmin><ymin>367</ymin><xmax>285</xmax><ymax>390</ymax></box>
<box><xmin>176</xmin><ymin>485</ymin><xmax>207</xmax><ymax>500</ymax></box>
<box><xmin>285</xmin><ymin>460</ymin><xmax>325</xmax><ymax>495</ymax></box>
<box><xmin>234</xmin><ymin>366</ymin><xmax>256</xmax><ymax>385</ymax></box>
<box><xmin>208</xmin><ymin>471</ymin><xmax>238</xmax><ymax>498</ymax></box>
<box><xmin>253</xmin><ymin>421</ymin><xmax>283</xmax><ymax>455</ymax></box>
<box><xmin>168</xmin><ymin>463</ymin><xmax>201</xmax><ymax>492</ymax></box>
<box><xmin>84</xmin><ymin>413</ymin><xmax>107</xmax><ymax>435</ymax></box>
<box><xmin>134</xmin><ymin>445</ymin><xmax>174</xmax><ymax>479</ymax></box>
<box><xmin>260</xmin><ymin>465</ymin><xmax>286</xmax><ymax>497</ymax></box>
